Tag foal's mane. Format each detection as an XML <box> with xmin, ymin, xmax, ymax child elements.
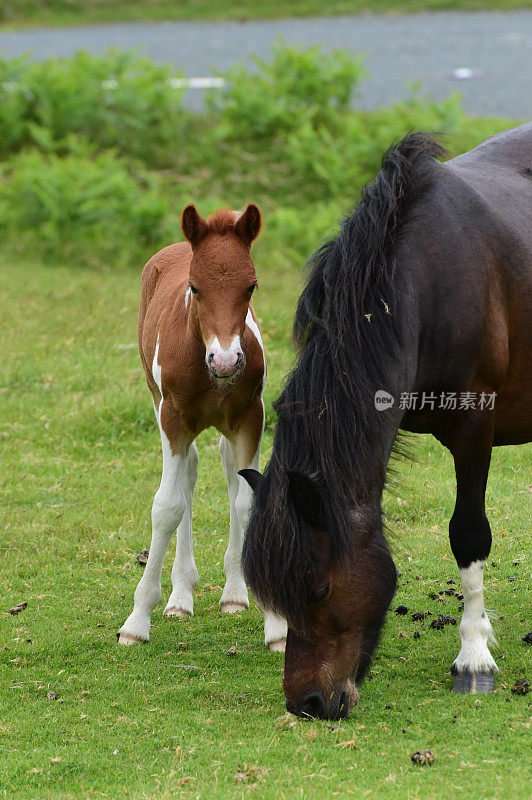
<box><xmin>243</xmin><ymin>133</ymin><xmax>445</xmax><ymax>628</ymax></box>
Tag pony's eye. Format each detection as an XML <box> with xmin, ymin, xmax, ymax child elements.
<box><xmin>189</xmin><ymin>283</ymin><xmax>198</xmax><ymax>294</ymax></box>
<box><xmin>311</xmin><ymin>583</ymin><xmax>330</xmax><ymax>602</ymax></box>
<box><xmin>247</xmin><ymin>283</ymin><xmax>257</xmax><ymax>294</ymax></box>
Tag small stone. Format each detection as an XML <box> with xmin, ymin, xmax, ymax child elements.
<box><xmin>511</xmin><ymin>679</ymin><xmax>529</xmax><ymax>696</ymax></box>
<box><xmin>411</xmin><ymin>749</ymin><xmax>435</xmax><ymax>766</ymax></box>
<box><xmin>395</xmin><ymin>605</ymin><xmax>408</xmax><ymax>615</ymax></box>
<box><xmin>136</xmin><ymin>549</ymin><xmax>149</xmax><ymax>565</ymax></box>
<box><xmin>47</xmin><ymin>691</ymin><xmax>58</xmax><ymax>701</ymax></box>
<box><xmin>9</xmin><ymin>602</ymin><xmax>27</xmax><ymax>615</ymax></box>
<box><xmin>522</xmin><ymin>631</ymin><xmax>532</xmax><ymax>645</ymax></box>
<box><xmin>226</xmin><ymin>645</ymin><xmax>239</xmax><ymax>656</ymax></box>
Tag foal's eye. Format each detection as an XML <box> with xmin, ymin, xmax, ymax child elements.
<box><xmin>310</xmin><ymin>583</ymin><xmax>330</xmax><ymax>602</ymax></box>
<box><xmin>189</xmin><ymin>283</ymin><xmax>198</xmax><ymax>294</ymax></box>
<box><xmin>247</xmin><ymin>283</ymin><xmax>257</xmax><ymax>294</ymax></box>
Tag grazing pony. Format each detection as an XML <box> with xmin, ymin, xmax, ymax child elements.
<box><xmin>118</xmin><ymin>204</ymin><xmax>287</xmax><ymax>650</ymax></box>
<box><xmin>241</xmin><ymin>125</ymin><xmax>532</xmax><ymax>718</ymax></box>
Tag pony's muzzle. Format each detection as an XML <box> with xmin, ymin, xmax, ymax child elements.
<box><xmin>286</xmin><ymin>682</ymin><xmax>360</xmax><ymax>720</ymax></box>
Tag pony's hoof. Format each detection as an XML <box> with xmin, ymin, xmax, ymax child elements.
<box><xmin>164</xmin><ymin>607</ymin><xmax>191</xmax><ymax>618</ymax></box>
<box><xmin>117</xmin><ymin>633</ymin><xmax>144</xmax><ymax>646</ymax></box>
<box><xmin>268</xmin><ymin>638</ymin><xmax>286</xmax><ymax>652</ymax></box>
<box><xmin>221</xmin><ymin>602</ymin><xmax>247</xmax><ymax>614</ymax></box>
<box><xmin>452</xmin><ymin>673</ymin><xmax>495</xmax><ymax>693</ymax></box>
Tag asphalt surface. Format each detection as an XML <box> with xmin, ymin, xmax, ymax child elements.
<box><xmin>1</xmin><ymin>12</ymin><xmax>531</xmax><ymax>118</ymax></box>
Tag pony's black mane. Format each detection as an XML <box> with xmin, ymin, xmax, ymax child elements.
<box><xmin>243</xmin><ymin>133</ymin><xmax>445</xmax><ymax>629</ymax></box>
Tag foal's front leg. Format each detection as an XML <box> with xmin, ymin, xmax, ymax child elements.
<box><xmin>448</xmin><ymin>413</ymin><xmax>498</xmax><ymax>692</ymax></box>
<box><xmin>164</xmin><ymin>441</ymin><xmax>199</xmax><ymax>617</ymax></box>
<box><xmin>118</xmin><ymin>400</ymin><xmax>189</xmax><ymax>644</ymax></box>
<box><xmin>219</xmin><ymin>403</ymin><xmax>287</xmax><ymax>650</ymax></box>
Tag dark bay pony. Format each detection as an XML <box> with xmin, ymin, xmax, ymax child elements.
<box><xmin>118</xmin><ymin>204</ymin><xmax>287</xmax><ymax>650</ymax></box>
<box><xmin>241</xmin><ymin>125</ymin><xmax>532</xmax><ymax>718</ymax></box>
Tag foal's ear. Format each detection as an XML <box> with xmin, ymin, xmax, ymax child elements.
<box><xmin>238</xmin><ymin>468</ymin><xmax>264</xmax><ymax>493</ymax></box>
<box><xmin>286</xmin><ymin>470</ymin><xmax>326</xmax><ymax>529</ymax></box>
<box><xmin>235</xmin><ymin>203</ymin><xmax>262</xmax><ymax>246</ymax></box>
<box><xmin>181</xmin><ymin>204</ymin><xmax>209</xmax><ymax>248</ymax></box>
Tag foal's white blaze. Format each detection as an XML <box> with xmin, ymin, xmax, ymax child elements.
<box><xmin>453</xmin><ymin>559</ymin><xmax>498</xmax><ymax>674</ymax></box>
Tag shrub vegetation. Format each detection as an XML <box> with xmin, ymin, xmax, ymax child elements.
<box><xmin>0</xmin><ymin>43</ymin><xmax>518</xmax><ymax>266</ymax></box>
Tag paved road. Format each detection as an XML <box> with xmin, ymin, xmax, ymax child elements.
<box><xmin>1</xmin><ymin>12</ymin><xmax>531</xmax><ymax>118</ymax></box>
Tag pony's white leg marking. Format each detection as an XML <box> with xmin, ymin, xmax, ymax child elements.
<box><xmin>452</xmin><ymin>559</ymin><xmax>498</xmax><ymax>674</ymax></box>
<box><xmin>219</xmin><ymin>435</ymin><xmax>249</xmax><ymax>612</ymax></box>
<box><xmin>164</xmin><ymin>441</ymin><xmax>199</xmax><ymax>617</ymax></box>
<box><xmin>118</xmin><ymin>335</ymin><xmax>187</xmax><ymax>644</ymax></box>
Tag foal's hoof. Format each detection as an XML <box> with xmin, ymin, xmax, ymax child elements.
<box><xmin>268</xmin><ymin>638</ymin><xmax>286</xmax><ymax>653</ymax></box>
<box><xmin>221</xmin><ymin>602</ymin><xmax>247</xmax><ymax>614</ymax></box>
<box><xmin>117</xmin><ymin>633</ymin><xmax>144</xmax><ymax>646</ymax></box>
<box><xmin>164</xmin><ymin>607</ymin><xmax>191</xmax><ymax>618</ymax></box>
<box><xmin>452</xmin><ymin>673</ymin><xmax>495</xmax><ymax>694</ymax></box>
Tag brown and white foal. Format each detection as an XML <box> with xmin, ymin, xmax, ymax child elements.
<box><xmin>118</xmin><ymin>204</ymin><xmax>287</xmax><ymax>650</ymax></box>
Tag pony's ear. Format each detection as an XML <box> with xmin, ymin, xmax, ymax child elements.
<box><xmin>238</xmin><ymin>468</ymin><xmax>264</xmax><ymax>493</ymax></box>
<box><xmin>181</xmin><ymin>204</ymin><xmax>209</xmax><ymax>248</ymax></box>
<box><xmin>286</xmin><ymin>470</ymin><xmax>326</xmax><ymax>529</ymax></box>
<box><xmin>235</xmin><ymin>203</ymin><xmax>262</xmax><ymax>246</ymax></box>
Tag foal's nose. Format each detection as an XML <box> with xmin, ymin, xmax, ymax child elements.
<box><xmin>208</xmin><ymin>348</ymin><xmax>243</xmax><ymax>376</ymax></box>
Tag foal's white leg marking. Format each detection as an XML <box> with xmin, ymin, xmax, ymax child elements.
<box><xmin>219</xmin><ymin>435</ymin><xmax>250</xmax><ymax>612</ymax></box>
<box><xmin>452</xmin><ymin>559</ymin><xmax>498</xmax><ymax>674</ymax></box>
<box><xmin>118</xmin><ymin>335</ymin><xmax>188</xmax><ymax>644</ymax></box>
<box><xmin>164</xmin><ymin>441</ymin><xmax>199</xmax><ymax>617</ymax></box>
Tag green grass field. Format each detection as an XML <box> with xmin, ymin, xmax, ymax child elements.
<box><xmin>1</xmin><ymin>249</ymin><xmax>530</xmax><ymax>799</ymax></box>
<box><xmin>0</xmin><ymin>41</ymin><xmax>530</xmax><ymax>800</ymax></box>
<box><xmin>2</xmin><ymin>0</ymin><xmax>532</xmax><ymax>29</ymax></box>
